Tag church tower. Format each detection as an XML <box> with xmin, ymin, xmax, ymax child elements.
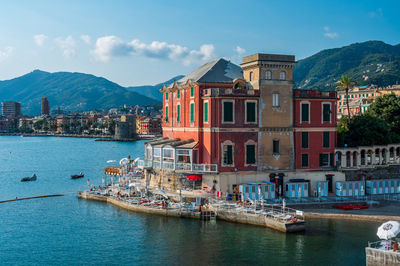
<box><xmin>241</xmin><ymin>54</ymin><xmax>296</xmax><ymax>171</ymax></box>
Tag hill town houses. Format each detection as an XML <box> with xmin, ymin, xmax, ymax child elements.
<box><xmin>138</xmin><ymin>53</ymin><xmax>342</xmax><ymax>196</ymax></box>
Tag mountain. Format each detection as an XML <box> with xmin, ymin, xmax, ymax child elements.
<box><xmin>0</xmin><ymin>70</ymin><xmax>161</xmax><ymax>115</ymax></box>
<box><xmin>293</xmin><ymin>41</ymin><xmax>400</xmax><ymax>90</ymax></box>
<box><xmin>126</xmin><ymin>75</ymin><xmax>184</xmax><ymax>100</ymax></box>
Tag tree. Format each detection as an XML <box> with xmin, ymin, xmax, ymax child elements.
<box><xmin>338</xmin><ymin>113</ymin><xmax>391</xmax><ymax>147</ymax></box>
<box><xmin>368</xmin><ymin>94</ymin><xmax>400</xmax><ymax>140</ymax></box>
<box><xmin>336</xmin><ymin>75</ymin><xmax>356</xmax><ymax>124</ymax></box>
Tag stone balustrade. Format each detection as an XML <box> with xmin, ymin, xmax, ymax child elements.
<box><xmin>335</xmin><ymin>144</ymin><xmax>400</xmax><ymax>169</ymax></box>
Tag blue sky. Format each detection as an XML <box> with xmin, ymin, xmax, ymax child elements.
<box><xmin>0</xmin><ymin>0</ymin><xmax>399</xmax><ymax>86</ymax></box>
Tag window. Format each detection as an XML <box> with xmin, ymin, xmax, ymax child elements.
<box><xmin>190</xmin><ymin>102</ymin><xmax>195</xmax><ymax>122</ymax></box>
<box><xmin>319</xmin><ymin>153</ymin><xmax>334</xmax><ymax>167</ymax></box>
<box><xmin>301</xmin><ymin>154</ymin><xmax>309</xmax><ymax>168</ymax></box>
<box><xmin>266</xmin><ymin>71</ymin><xmax>272</xmax><ymax>80</ymax></box>
<box><xmin>323</xmin><ymin>103</ymin><xmax>331</xmax><ymax>122</ymax></box>
<box><xmin>177</xmin><ymin>90</ymin><xmax>181</xmax><ymax>99</ymax></box>
<box><xmin>204</xmin><ymin>101</ymin><xmax>209</xmax><ymax>122</ymax></box>
<box><xmin>273</xmin><ymin>139</ymin><xmax>280</xmax><ymax>154</ymax></box>
<box><xmin>223</xmin><ymin>144</ymin><xmax>233</xmax><ymax>165</ymax></box>
<box><xmin>272</xmin><ymin>93</ymin><xmax>279</xmax><ymax>107</ymax></box>
<box><xmin>249</xmin><ymin>71</ymin><xmax>253</xmax><ymax>81</ymax></box>
<box><xmin>246</xmin><ymin>144</ymin><xmax>256</xmax><ymax>165</ymax></box>
<box><xmin>323</xmin><ymin>132</ymin><xmax>330</xmax><ymax>148</ymax></box>
<box><xmin>246</xmin><ymin>101</ymin><xmax>256</xmax><ymax>123</ymax></box>
<box><xmin>165</xmin><ymin>92</ymin><xmax>169</xmax><ymax>101</ymax></box>
<box><xmin>165</xmin><ymin>106</ymin><xmax>169</xmax><ymax>122</ymax></box>
<box><xmin>301</xmin><ymin>132</ymin><xmax>309</xmax><ymax>148</ymax></box>
<box><xmin>280</xmin><ymin>71</ymin><xmax>286</xmax><ymax>80</ymax></box>
<box><xmin>223</xmin><ymin>101</ymin><xmax>234</xmax><ymax>123</ymax></box>
<box><xmin>301</xmin><ymin>103</ymin><xmax>309</xmax><ymax>122</ymax></box>
<box><xmin>190</xmin><ymin>86</ymin><xmax>194</xmax><ymax>98</ymax></box>
<box><xmin>177</xmin><ymin>104</ymin><xmax>181</xmax><ymax>123</ymax></box>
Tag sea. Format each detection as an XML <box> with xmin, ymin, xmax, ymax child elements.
<box><xmin>0</xmin><ymin>136</ymin><xmax>380</xmax><ymax>265</ymax></box>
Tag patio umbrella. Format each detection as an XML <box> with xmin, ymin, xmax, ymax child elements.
<box><xmin>377</xmin><ymin>221</ymin><xmax>400</xmax><ymax>240</ymax></box>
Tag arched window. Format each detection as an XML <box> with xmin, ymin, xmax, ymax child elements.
<box><xmin>266</xmin><ymin>71</ymin><xmax>272</xmax><ymax>80</ymax></box>
<box><xmin>249</xmin><ymin>71</ymin><xmax>253</xmax><ymax>81</ymax></box>
<box><xmin>280</xmin><ymin>71</ymin><xmax>286</xmax><ymax>80</ymax></box>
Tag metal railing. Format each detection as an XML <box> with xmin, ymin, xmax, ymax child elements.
<box><xmin>137</xmin><ymin>160</ymin><xmax>218</xmax><ymax>173</ymax></box>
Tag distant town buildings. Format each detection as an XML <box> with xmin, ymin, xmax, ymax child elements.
<box><xmin>337</xmin><ymin>84</ymin><xmax>400</xmax><ymax>118</ymax></box>
<box><xmin>41</xmin><ymin>97</ymin><xmax>50</xmax><ymax>116</ymax></box>
<box><xmin>1</xmin><ymin>101</ymin><xmax>21</xmax><ymax>118</ymax></box>
<box><xmin>136</xmin><ymin>116</ymin><xmax>162</xmax><ymax>136</ymax></box>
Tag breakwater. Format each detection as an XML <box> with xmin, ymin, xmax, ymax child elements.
<box><xmin>0</xmin><ymin>194</ymin><xmax>64</xmax><ymax>203</ymax></box>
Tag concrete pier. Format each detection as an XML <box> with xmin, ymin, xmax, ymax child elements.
<box><xmin>78</xmin><ymin>192</ymin><xmax>200</xmax><ymax>219</ymax></box>
<box><xmin>215</xmin><ymin>208</ymin><xmax>305</xmax><ymax>233</ymax></box>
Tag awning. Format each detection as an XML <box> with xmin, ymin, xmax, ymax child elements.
<box><xmin>187</xmin><ymin>175</ymin><xmax>201</xmax><ymax>181</ymax></box>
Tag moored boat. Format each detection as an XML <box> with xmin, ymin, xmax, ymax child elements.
<box><xmin>71</xmin><ymin>173</ymin><xmax>84</xmax><ymax>179</ymax></box>
<box><xmin>333</xmin><ymin>203</ymin><xmax>369</xmax><ymax>210</ymax></box>
<box><xmin>21</xmin><ymin>174</ymin><xmax>37</xmax><ymax>182</ymax></box>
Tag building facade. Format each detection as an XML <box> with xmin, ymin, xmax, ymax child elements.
<box><xmin>1</xmin><ymin>101</ymin><xmax>21</xmax><ymax>118</ymax></box>
<box><xmin>41</xmin><ymin>97</ymin><xmax>50</xmax><ymax>116</ymax></box>
<box><xmin>139</xmin><ymin>54</ymin><xmax>342</xmax><ymax>193</ymax></box>
<box><xmin>293</xmin><ymin>90</ymin><xmax>337</xmax><ymax>170</ymax></box>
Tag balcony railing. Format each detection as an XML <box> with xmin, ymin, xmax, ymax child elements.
<box><xmin>137</xmin><ymin>160</ymin><xmax>218</xmax><ymax>173</ymax></box>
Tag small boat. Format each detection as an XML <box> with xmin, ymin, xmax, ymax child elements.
<box><xmin>71</xmin><ymin>172</ymin><xmax>84</xmax><ymax>179</ymax></box>
<box><xmin>21</xmin><ymin>174</ymin><xmax>37</xmax><ymax>182</ymax></box>
<box><xmin>333</xmin><ymin>203</ymin><xmax>369</xmax><ymax>210</ymax></box>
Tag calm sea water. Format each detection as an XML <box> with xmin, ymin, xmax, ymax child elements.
<box><xmin>0</xmin><ymin>136</ymin><xmax>380</xmax><ymax>265</ymax></box>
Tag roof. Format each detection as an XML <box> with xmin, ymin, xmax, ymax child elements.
<box><xmin>170</xmin><ymin>58</ymin><xmax>243</xmax><ymax>87</ymax></box>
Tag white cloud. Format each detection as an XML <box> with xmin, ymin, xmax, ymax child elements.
<box><xmin>91</xmin><ymin>35</ymin><xmax>215</xmax><ymax>65</ymax></box>
<box><xmin>34</xmin><ymin>34</ymin><xmax>47</xmax><ymax>47</ymax></box>
<box><xmin>80</xmin><ymin>35</ymin><xmax>91</xmax><ymax>45</ymax></box>
<box><xmin>323</xmin><ymin>26</ymin><xmax>339</xmax><ymax>39</ymax></box>
<box><xmin>235</xmin><ymin>46</ymin><xmax>245</xmax><ymax>55</ymax></box>
<box><xmin>55</xmin><ymin>36</ymin><xmax>76</xmax><ymax>58</ymax></box>
<box><xmin>0</xmin><ymin>46</ymin><xmax>14</xmax><ymax>61</ymax></box>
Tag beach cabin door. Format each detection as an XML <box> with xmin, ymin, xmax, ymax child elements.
<box><xmin>373</xmin><ymin>182</ymin><xmax>377</xmax><ymax>194</ymax></box>
<box><xmin>291</xmin><ymin>184</ymin><xmax>295</xmax><ymax>197</ymax></box>
<box><xmin>390</xmin><ymin>181</ymin><xmax>395</xmax><ymax>193</ymax></box>
<box><xmin>385</xmin><ymin>181</ymin><xmax>389</xmax><ymax>194</ymax></box>
<box><xmin>379</xmin><ymin>181</ymin><xmax>383</xmax><ymax>194</ymax></box>
<box><xmin>354</xmin><ymin>183</ymin><xmax>359</xmax><ymax>196</ymax></box>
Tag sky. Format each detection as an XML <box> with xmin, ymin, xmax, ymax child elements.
<box><xmin>0</xmin><ymin>0</ymin><xmax>399</xmax><ymax>87</ymax></box>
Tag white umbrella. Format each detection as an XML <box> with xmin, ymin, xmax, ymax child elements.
<box><xmin>119</xmin><ymin>158</ymin><xmax>129</xmax><ymax>166</ymax></box>
<box><xmin>377</xmin><ymin>221</ymin><xmax>400</xmax><ymax>240</ymax></box>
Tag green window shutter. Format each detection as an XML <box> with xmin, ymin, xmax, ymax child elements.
<box><xmin>165</xmin><ymin>92</ymin><xmax>168</xmax><ymax>101</ymax></box>
<box><xmin>190</xmin><ymin>86</ymin><xmax>194</xmax><ymax>97</ymax></box>
<box><xmin>246</xmin><ymin>145</ymin><xmax>256</xmax><ymax>164</ymax></box>
<box><xmin>246</xmin><ymin>102</ymin><xmax>256</xmax><ymax>122</ymax></box>
<box><xmin>177</xmin><ymin>90</ymin><xmax>180</xmax><ymax>99</ymax></box>
<box><xmin>323</xmin><ymin>104</ymin><xmax>331</xmax><ymax>122</ymax></box>
<box><xmin>223</xmin><ymin>102</ymin><xmax>233</xmax><ymax>122</ymax></box>
<box><xmin>301</xmin><ymin>104</ymin><xmax>309</xmax><ymax>122</ymax></box>
<box><xmin>190</xmin><ymin>103</ymin><xmax>195</xmax><ymax>122</ymax></box>
<box><xmin>165</xmin><ymin>106</ymin><xmax>169</xmax><ymax>122</ymax></box>
<box><xmin>204</xmin><ymin>102</ymin><xmax>209</xmax><ymax>122</ymax></box>
<box><xmin>177</xmin><ymin>105</ymin><xmax>181</xmax><ymax>122</ymax></box>
<box><xmin>301</xmin><ymin>132</ymin><xmax>308</xmax><ymax>148</ymax></box>
<box><xmin>301</xmin><ymin>154</ymin><xmax>308</xmax><ymax>167</ymax></box>
<box><xmin>323</xmin><ymin>132</ymin><xmax>330</xmax><ymax>148</ymax></box>
<box><xmin>227</xmin><ymin>145</ymin><xmax>233</xmax><ymax>165</ymax></box>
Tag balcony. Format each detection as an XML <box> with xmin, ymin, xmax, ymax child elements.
<box><xmin>137</xmin><ymin>159</ymin><xmax>218</xmax><ymax>173</ymax></box>
<box><xmin>201</xmin><ymin>88</ymin><xmax>259</xmax><ymax>97</ymax></box>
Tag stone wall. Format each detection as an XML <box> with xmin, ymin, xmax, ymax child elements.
<box><xmin>344</xmin><ymin>165</ymin><xmax>400</xmax><ymax>181</ymax></box>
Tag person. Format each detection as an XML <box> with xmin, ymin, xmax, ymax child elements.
<box><xmin>393</xmin><ymin>241</ymin><xmax>399</xmax><ymax>252</ymax></box>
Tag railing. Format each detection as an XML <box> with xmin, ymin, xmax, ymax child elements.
<box><xmin>368</xmin><ymin>240</ymin><xmax>399</xmax><ymax>251</ymax></box>
<box><xmin>137</xmin><ymin>160</ymin><xmax>218</xmax><ymax>173</ymax></box>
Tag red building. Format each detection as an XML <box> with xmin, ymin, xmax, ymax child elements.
<box><xmin>141</xmin><ymin>54</ymin><xmax>338</xmax><ymax>187</ymax></box>
<box><xmin>293</xmin><ymin>90</ymin><xmax>337</xmax><ymax>170</ymax></box>
<box><xmin>158</xmin><ymin>58</ymin><xmax>258</xmax><ymax>172</ymax></box>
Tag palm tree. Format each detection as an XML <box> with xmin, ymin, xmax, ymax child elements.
<box><xmin>336</xmin><ymin>75</ymin><xmax>356</xmax><ymax>124</ymax></box>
